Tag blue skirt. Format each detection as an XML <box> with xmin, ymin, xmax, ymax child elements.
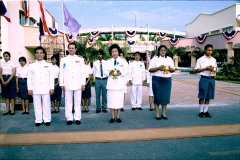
<box><xmin>152</xmin><ymin>76</ymin><xmax>172</xmax><ymax>105</ymax></box>
<box><xmin>2</xmin><ymin>75</ymin><xmax>17</xmax><ymax>98</ymax></box>
<box><xmin>51</xmin><ymin>78</ymin><xmax>62</xmax><ymax>101</ymax></box>
<box><xmin>18</xmin><ymin>78</ymin><xmax>29</xmax><ymax>99</ymax></box>
<box><xmin>198</xmin><ymin>76</ymin><xmax>215</xmax><ymax>99</ymax></box>
<box><xmin>82</xmin><ymin>78</ymin><xmax>91</xmax><ymax>98</ymax></box>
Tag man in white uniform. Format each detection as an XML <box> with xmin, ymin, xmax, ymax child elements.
<box><xmin>128</xmin><ymin>52</ymin><xmax>146</xmax><ymax>110</ymax></box>
<box><xmin>59</xmin><ymin>42</ymin><xmax>86</xmax><ymax>125</ymax></box>
<box><xmin>27</xmin><ymin>46</ymin><xmax>54</xmax><ymax>126</ymax></box>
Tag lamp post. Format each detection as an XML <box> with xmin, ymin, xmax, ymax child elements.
<box><xmin>172</xmin><ymin>27</ymin><xmax>176</xmax><ymax>39</ymax></box>
<box><xmin>147</xmin><ymin>24</ymin><xmax>149</xmax><ymax>41</ymax></box>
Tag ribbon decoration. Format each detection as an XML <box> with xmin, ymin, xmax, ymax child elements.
<box><xmin>195</xmin><ymin>35</ymin><xmax>207</xmax><ymax>44</ymax></box>
<box><xmin>222</xmin><ymin>30</ymin><xmax>238</xmax><ymax>40</ymax></box>
<box><xmin>127</xmin><ymin>40</ymin><xmax>136</xmax><ymax>46</ymax></box>
<box><xmin>48</xmin><ymin>27</ymin><xmax>58</xmax><ymax>37</ymax></box>
<box><xmin>90</xmin><ymin>31</ymin><xmax>101</xmax><ymax>38</ymax></box>
<box><xmin>169</xmin><ymin>38</ymin><xmax>179</xmax><ymax>46</ymax></box>
<box><xmin>65</xmin><ymin>33</ymin><xmax>73</xmax><ymax>43</ymax></box>
<box><xmin>87</xmin><ymin>37</ymin><xmax>94</xmax><ymax>45</ymax></box>
<box><xmin>158</xmin><ymin>32</ymin><xmax>167</xmax><ymax>39</ymax></box>
<box><xmin>125</xmin><ymin>30</ymin><xmax>137</xmax><ymax>38</ymax></box>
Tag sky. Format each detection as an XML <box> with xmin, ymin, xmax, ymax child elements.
<box><xmin>43</xmin><ymin>0</ymin><xmax>239</xmax><ymax>32</ymax></box>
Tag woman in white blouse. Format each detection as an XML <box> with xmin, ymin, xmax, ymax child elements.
<box><xmin>81</xmin><ymin>56</ymin><xmax>92</xmax><ymax>112</ymax></box>
<box><xmin>16</xmin><ymin>57</ymin><xmax>29</xmax><ymax>114</ymax></box>
<box><xmin>149</xmin><ymin>45</ymin><xmax>175</xmax><ymax>120</ymax></box>
<box><xmin>50</xmin><ymin>56</ymin><xmax>62</xmax><ymax>113</ymax></box>
<box><xmin>0</xmin><ymin>52</ymin><xmax>17</xmax><ymax>115</ymax></box>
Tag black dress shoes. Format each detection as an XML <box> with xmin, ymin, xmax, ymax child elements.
<box><xmin>137</xmin><ymin>108</ymin><xmax>143</xmax><ymax>110</ymax></box>
<box><xmin>132</xmin><ymin>108</ymin><xmax>136</xmax><ymax>111</ymax></box>
<box><xmin>117</xmin><ymin>118</ymin><xmax>122</xmax><ymax>123</ymax></box>
<box><xmin>150</xmin><ymin>109</ymin><xmax>153</xmax><ymax>111</ymax></box>
<box><xmin>204</xmin><ymin>112</ymin><xmax>212</xmax><ymax>118</ymax></box>
<box><xmin>75</xmin><ymin>120</ymin><xmax>81</xmax><ymax>125</ymax></box>
<box><xmin>109</xmin><ymin>118</ymin><xmax>115</xmax><ymax>123</ymax></box>
<box><xmin>22</xmin><ymin>112</ymin><xmax>26</xmax><ymax>115</ymax></box>
<box><xmin>45</xmin><ymin>122</ymin><xmax>51</xmax><ymax>126</ymax></box>
<box><xmin>10</xmin><ymin>112</ymin><xmax>15</xmax><ymax>115</ymax></box>
<box><xmin>102</xmin><ymin>110</ymin><xmax>108</xmax><ymax>113</ymax></box>
<box><xmin>199</xmin><ymin>112</ymin><xmax>205</xmax><ymax>118</ymax></box>
<box><xmin>161</xmin><ymin>114</ymin><xmax>168</xmax><ymax>120</ymax></box>
<box><xmin>156</xmin><ymin>117</ymin><xmax>161</xmax><ymax>120</ymax></box>
<box><xmin>121</xmin><ymin>108</ymin><xmax>124</xmax><ymax>111</ymax></box>
<box><xmin>67</xmin><ymin>121</ymin><xmax>73</xmax><ymax>125</ymax></box>
<box><xmin>2</xmin><ymin>111</ymin><xmax>11</xmax><ymax>115</ymax></box>
<box><xmin>35</xmin><ymin>123</ymin><xmax>41</xmax><ymax>126</ymax></box>
<box><xmin>96</xmin><ymin>110</ymin><xmax>101</xmax><ymax>113</ymax></box>
<box><xmin>25</xmin><ymin>112</ymin><xmax>29</xmax><ymax>114</ymax></box>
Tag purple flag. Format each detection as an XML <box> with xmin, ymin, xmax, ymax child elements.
<box><xmin>63</xmin><ymin>2</ymin><xmax>81</xmax><ymax>38</ymax></box>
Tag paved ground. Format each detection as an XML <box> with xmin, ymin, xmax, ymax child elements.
<box><xmin>0</xmin><ymin>72</ymin><xmax>239</xmax><ymax>159</ymax></box>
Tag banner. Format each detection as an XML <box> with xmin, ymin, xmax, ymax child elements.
<box><xmin>222</xmin><ymin>30</ymin><xmax>238</xmax><ymax>40</ymax></box>
<box><xmin>195</xmin><ymin>35</ymin><xmax>207</xmax><ymax>44</ymax></box>
<box><xmin>169</xmin><ymin>38</ymin><xmax>179</xmax><ymax>46</ymax></box>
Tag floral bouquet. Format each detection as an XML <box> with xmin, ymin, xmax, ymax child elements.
<box><xmin>210</xmin><ymin>66</ymin><xmax>217</xmax><ymax>75</ymax></box>
<box><xmin>110</xmin><ymin>68</ymin><xmax>120</xmax><ymax>79</ymax></box>
<box><xmin>163</xmin><ymin>65</ymin><xmax>170</xmax><ymax>74</ymax></box>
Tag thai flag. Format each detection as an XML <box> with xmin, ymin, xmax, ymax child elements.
<box><xmin>0</xmin><ymin>0</ymin><xmax>11</xmax><ymax>23</ymax></box>
<box><xmin>22</xmin><ymin>0</ymin><xmax>29</xmax><ymax>18</ymax></box>
<box><xmin>39</xmin><ymin>1</ymin><xmax>48</xmax><ymax>36</ymax></box>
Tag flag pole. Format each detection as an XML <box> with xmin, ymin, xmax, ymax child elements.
<box><xmin>62</xmin><ymin>0</ymin><xmax>66</xmax><ymax>56</ymax></box>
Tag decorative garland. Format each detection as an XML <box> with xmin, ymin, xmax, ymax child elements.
<box><xmin>169</xmin><ymin>38</ymin><xmax>179</xmax><ymax>46</ymax></box>
<box><xmin>158</xmin><ymin>32</ymin><xmax>167</xmax><ymax>39</ymax></box>
<box><xmin>127</xmin><ymin>40</ymin><xmax>136</xmax><ymax>46</ymax></box>
<box><xmin>88</xmin><ymin>37</ymin><xmax>94</xmax><ymax>45</ymax></box>
<box><xmin>48</xmin><ymin>27</ymin><xmax>58</xmax><ymax>37</ymax></box>
<box><xmin>222</xmin><ymin>30</ymin><xmax>238</xmax><ymax>40</ymax></box>
<box><xmin>90</xmin><ymin>31</ymin><xmax>101</xmax><ymax>38</ymax></box>
<box><xmin>125</xmin><ymin>30</ymin><xmax>137</xmax><ymax>38</ymax></box>
<box><xmin>65</xmin><ymin>33</ymin><xmax>73</xmax><ymax>43</ymax></box>
<box><xmin>195</xmin><ymin>35</ymin><xmax>207</xmax><ymax>44</ymax></box>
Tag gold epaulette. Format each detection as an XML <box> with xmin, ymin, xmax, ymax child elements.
<box><xmin>29</xmin><ymin>60</ymin><xmax>36</xmax><ymax>64</ymax></box>
<box><xmin>77</xmin><ymin>55</ymin><xmax>83</xmax><ymax>58</ymax></box>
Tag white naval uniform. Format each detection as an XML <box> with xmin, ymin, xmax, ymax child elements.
<box><xmin>104</xmin><ymin>57</ymin><xmax>128</xmax><ymax>109</ymax></box>
<box><xmin>27</xmin><ymin>60</ymin><xmax>54</xmax><ymax>123</ymax></box>
<box><xmin>59</xmin><ymin>55</ymin><xmax>85</xmax><ymax>121</ymax></box>
<box><xmin>128</xmin><ymin>60</ymin><xmax>146</xmax><ymax>108</ymax></box>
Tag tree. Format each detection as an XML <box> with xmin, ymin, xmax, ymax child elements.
<box><xmin>168</xmin><ymin>46</ymin><xmax>187</xmax><ymax>67</ymax></box>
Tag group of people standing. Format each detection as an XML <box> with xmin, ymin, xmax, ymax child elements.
<box><xmin>0</xmin><ymin>43</ymin><xmax>217</xmax><ymax>126</ymax></box>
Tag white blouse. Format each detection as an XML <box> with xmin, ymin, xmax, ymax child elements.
<box><xmin>0</xmin><ymin>60</ymin><xmax>16</xmax><ymax>75</ymax></box>
<box><xmin>148</xmin><ymin>56</ymin><xmax>174</xmax><ymax>77</ymax></box>
<box><xmin>16</xmin><ymin>65</ymin><xmax>29</xmax><ymax>78</ymax></box>
<box><xmin>52</xmin><ymin>64</ymin><xmax>60</xmax><ymax>79</ymax></box>
<box><xmin>85</xmin><ymin>65</ymin><xmax>93</xmax><ymax>78</ymax></box>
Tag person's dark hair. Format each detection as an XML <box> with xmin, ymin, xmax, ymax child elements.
<box><xmin>109</xmin><ymin>44</ymin><xmax>122</xmax><ymax>56</ymax></box>
<box><xmin>83</xmin><ymin>56</ymin><xmax>87</xmax><ymax>61</ymax></box>
<box><xmin>157</xmin><ymin>45</ymin><xmax>168</xmax><ymax>58</ymax></box>
<box><xmin>3</xmin><ymin>51</ymin><xmax>11</xmax><ymax>58</ymax></box>
<box><xmin>98</xmin><ymin>49</ymin><xmax>104</xmax><ymax>56</ymax></box>
<box><xmin>34</xmin><ymin>46</ymin><xmax>46</xmax><ymax>54</ymax></box>
<box><xmin>134</xmin><ymin>51</ymin><xmax>141</xmax><ymax>56</ymax></box>
<box><xmin>68</xmin><ymin>42</ymin><xmax>77</xmax><ymax>49</ymax></box>
<box><xmin>19</xmin><ymin>56</ymin><xmax>26</xmax><ymax>63</ymax></box>
<box><xmin>204</xmin><ymin>44</ymin><xmax>213</xmax><ymax>50</ymax></box>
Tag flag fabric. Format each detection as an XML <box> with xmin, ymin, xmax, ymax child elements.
<box><xmin>39</xmin><ymin>1</ymin><xmax>50</xmax><ymax>36</ymax></box>
<box><xmin>63</xmin><ymin>2</ymin><xmax>81</xmax><ymax>38</ymax></box>
<box><xmin>22</xmin><ymin>0</ymin><xmax>29</xmax><ymax>18</ymax></box>
<box><xmin>0</xmin><ymin>0</ymin><xmax>11</xmax><ymax>23</ymax></box>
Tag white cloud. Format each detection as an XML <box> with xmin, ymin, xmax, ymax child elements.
<box><xmin>105</xmin><ymin>1</ymin><xmax>113</xmax><ymax>5</ymax></box>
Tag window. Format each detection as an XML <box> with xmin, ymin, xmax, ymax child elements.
<box><xmin>211</xmin><ymin>30</ymin><xmax>220</xmax><ymax>35</ymax></box>
<box><xmin>222</xmin><ymin>26</ymin><xmax>233</xmax><ymax>32</ymax></box>
<box><xmin>19</xmin><ymin>10</ymin><xmax>26</xmax><ymax>26</ymax></box>
<box><xmin>202</xmin><ymin>32</ymin><xmax>209</xmax><ymax>36</ymax></box>
<box><xmin>29</xmin><ymin>17</ymin><xmax>36</xmax><ymax>26</ymax></box>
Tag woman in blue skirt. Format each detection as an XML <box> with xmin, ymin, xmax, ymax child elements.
<box><xmin>81</xmin><ymin>56</ymin><xmax>92</xmax><ymax>112</ymax></box>
<box><xmin>50</xmin><ymin>56</ymin><xmax>62</xmax><ymax>113</ymax></box>
<box><xmin>0</xmin><ymin>52</ymin><xmax>17</xmax><ymax>115</ymax></box>
<box><xmin>149</xmin><ymin>45</ymin><xmax>175</xmax><ymax>120</ymax></box>
<box><xmin>16</xmin><ymin>57</ymin><xmax>30</xmax><ymax>114</ymax></box>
